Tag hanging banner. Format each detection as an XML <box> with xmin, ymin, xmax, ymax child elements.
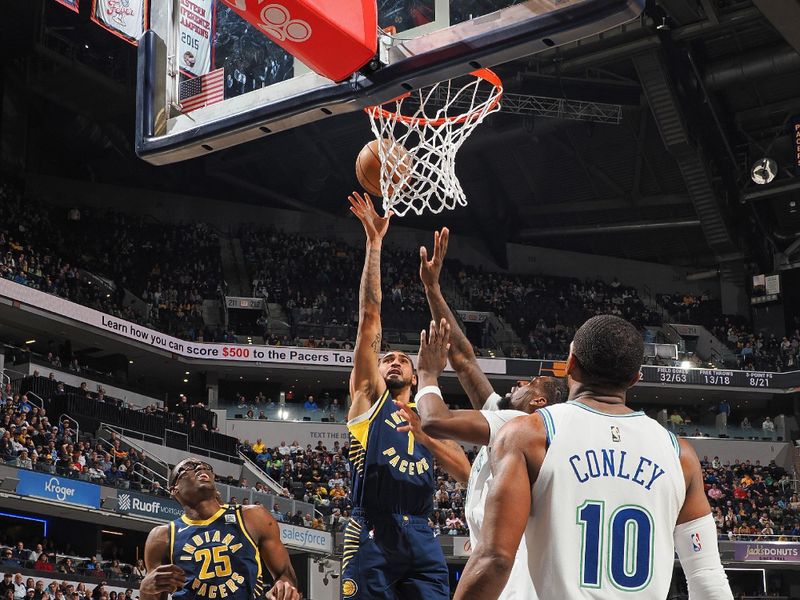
<box><xmin>53</xmin><ymin>0</ymin><xmax>80</xmax><ymax>13</ymax></box>
<box><xmin>178</xmin><ymin>0</ymin><xmax>214</xmax><ymax>76</ymax></box>
<box><xmin>91</xmin><ymin>0</ymin><xmax>149</xmax><ymax>46</ymax></box>
<box><xmin>792</xmin><ymin>116</ymin><xmax>800</xmax><ymax>174</ymax></box>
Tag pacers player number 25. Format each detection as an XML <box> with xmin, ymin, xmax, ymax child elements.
<box><xmin>577</xmin><ymin>501</ymin><xmax>654</xmax><ymax>591</ymax></box>
<box><xmin>196</xmin><ymin>547</ymin><xmax>232</xmax><ymax>580</ymax></box>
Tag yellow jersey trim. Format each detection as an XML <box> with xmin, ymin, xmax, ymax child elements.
<box><xmin>347</xmin><ymin>389</ymin><xmax>390</xmax><ymax>448</ymax></box>
<box><xmin>180</xmin><ymin>504</ymin><xmax>228</xmax><ymax>526</ymax></box>
<box><xmin>235</xmin><ymin>507</ymin><xmax>263</xmax><ymax>580</ymax></box>
<box><xmin>168</xmin><ymin>521</ymin><xmax>175</xmax><ymax>562</ymax></box>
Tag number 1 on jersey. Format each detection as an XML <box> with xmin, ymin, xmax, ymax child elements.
<box><xmin>577</xmin><ymin>500</ymin><xmax>654</xmax><ymax>591</ymax></box>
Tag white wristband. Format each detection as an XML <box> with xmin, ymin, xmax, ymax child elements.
<box><xmin>414</xmin><ymin>385</ymin><xmax>443</xmax><ymax>404</ymax></box>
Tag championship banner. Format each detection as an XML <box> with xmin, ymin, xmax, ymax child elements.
<box><xmin>53</xmin><ymin>0</ymin><xmax>80</xmax><ymax>13</ymax></box>
<box><xmin>178</xmin><ymin>0</ymin><xmax>214</xmax><ymax>76</ymax></box>
<box><xmin>733</xmin><ymin>542</ymin><xmax>800</xmax><ymax>563</ymax></box>
<box><xmin>792</xmin><ymin>116</ymin><xmax>800</xmax><ymax>174</ymax></box>
<box><xmin>91</xmin><ymin>0</ymin><xmax>148</xmax><ymax>46</ymax></box>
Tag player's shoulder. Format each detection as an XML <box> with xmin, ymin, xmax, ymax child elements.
<box><xmin>240</xmin><ymin>503</ymin><xmax>278</xmax><ymax>535</ymax></box>
<box><xmin>492</xmin><ymin>412</ymin><xmax>547</xmax><ymax>451</ymax></box>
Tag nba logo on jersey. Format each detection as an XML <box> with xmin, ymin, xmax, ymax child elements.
<box><xmin>691</xmin><ymin>533</ymin><xmax>702</xmax><ymax>552</ymax></box>
<box><xmin>225</xmin><ymin>514</ymin><xmax>236</xmax><ymax>523</ymax></box>
<box><xmin>610</xmin><ymin>426</ymin><xmax>621</xmax><ymax>442</ymax></box>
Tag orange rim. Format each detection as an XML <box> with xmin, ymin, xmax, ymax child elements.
<box><xmin>365</xmin><ymin>68</ymin><xmax>503</xmax><ymax>127</ymax></box>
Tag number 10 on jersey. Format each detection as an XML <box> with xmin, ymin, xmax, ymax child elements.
<box><xmin>577</xmin><ymin>501</ymin><xmax>654</xmax><ymax>591</ymax></box>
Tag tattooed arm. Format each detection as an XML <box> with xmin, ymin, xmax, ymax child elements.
<box><xmin>348</xmin><ymin>192</ymin><xmax>392</xmax><ymax>420</ymax></box>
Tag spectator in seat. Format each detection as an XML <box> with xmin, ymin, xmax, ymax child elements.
<box><xmin>58</xmin><ymin>558</ymin><xmax>76</xmax><ymax>575</ymax></box>
<box><xmin>32</xmin><ymin>582</ymin><xmax>45</xmax><ymax>600</ymax></box>
<box><xmin>277</xmin><ymin>442</ymin><xmax>290</xmax><ymax>457</ymax></box>
<box><xmin>0</xmin><ymin>550</ymin><xmax>17</xmax><ymax>566</ymax></box>
<box><xmin>303</xmin><ymin>396</ymin><xmax>318</xmax><ymax>411</ymax></box>
<box><xmin>132</xmin><ymin>559</ymin><xmax>146</xmax><ymax>580</ymax></box>
<box><xmin>0</xmin><ymin>574</ymin><xmax>11</xmax><ymax>598</ymax></box>
<box><xmin>107</xmin><ymin>561</ymin><xmax>122</xmax><ymax>579</ymax></box>
<box><xmin>14</xmin><ymin>450</ymin><xmax>32</xmax><ymax>471</ymax></box>
<box><xmin>12</xmin><ymin>575</ymin><xmax>25</xmax><ymax>600</ymax></box>
<box><xmin>33</xmin><ymin>555</ymin><xmax>52</xmax><ymax>572</ymax></box>
<box><xmin>11</xmin><ymin>545</ymin><xmax>28</xmax><ymax>564</ymax></box>
<box><xmin>763</xmin><ymin>417</ymin><xmax>776</xmax><ymax>434</ymax></box>
<box><xmin>290</xmin><ymin>511</ymin><xmax>303</xmax><ymax>526</ymax></box>
<box><xmin>741</xmin><ymin>417</ymin><xmax>752</xmax><ymax>430</ymax></box>
<box><xmin>24</xmin><ymin>590</ymin><xmax>34</xmax><ymax>600</ymax></box>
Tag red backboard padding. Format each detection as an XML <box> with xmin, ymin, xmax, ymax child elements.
<box><xmin>218</xmin><ymin>0</ymin><xmax>377</xmax><ymax>82</ymax></box>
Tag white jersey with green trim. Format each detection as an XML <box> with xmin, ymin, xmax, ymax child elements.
<box><xmin>464</xmin><ymin>392</ymin><xmax>534</xmax><ymax>599</ymax></box>
<box><xmin>527</xmin><ymin>401</ymin><xmax>685</xmax><ymax>599</ymax></box>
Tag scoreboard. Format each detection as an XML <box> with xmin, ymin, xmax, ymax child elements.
<box><xmin>505</xmin><ymin>360</ymin><xmax>798</xmax><ymax>392</ymax></box>
<box><xmin>647</xmin><ymin>367</ymin><xmax>776</xmax><ymax>390</ymax></box>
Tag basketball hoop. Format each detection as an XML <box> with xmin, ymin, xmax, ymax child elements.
<box><xmin>365</xmin><ymin>68</ymin><xmax>503</xmax><ymax>216</ymax></box>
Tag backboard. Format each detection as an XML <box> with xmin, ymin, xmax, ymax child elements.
<box><xmin>136</xmin><ymin>0</ymin><xmax>644</xmax><ymax>165</ymax></box>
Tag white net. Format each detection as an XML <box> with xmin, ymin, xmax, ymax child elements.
<box><xmin>365</xmin><ymin>69</ymin><xmax>503</xmax><ymax>216</ymax></box>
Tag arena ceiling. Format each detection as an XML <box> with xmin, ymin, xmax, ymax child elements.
<box><xmin>4</xmin><ymin>0</ymin><xmax>800</xmax><ymax>274</ymax></box>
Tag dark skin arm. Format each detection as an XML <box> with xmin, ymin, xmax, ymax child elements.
<box><xmin>241</xmin><ymin>505</ymin><xmax>301</xmax><ymax>600</ymax></box>
<box><xmin>676</xmin><ymin>438</ymin><xmax>714</xmax><ymax>524</ymax></box>
<box><xmin>415</xmin><ymin>319</ymin><xmax>493</xmax><ymax>445</ymax></box>
<box><xmin>139</xmin><ymin>526</ymin><xmax>186</xmax><ymax>600</ymax></box>
<box><xmin>348</xmin><ymin>192</ymin><xmax>392</xmax><ymax>420</ymax></box>
<box><xmin>394</xmin><ymin>399</ymin><xmax>472</xmax><ymax>483</ymax></box>
<box><xmin>453</xmin><ymin>414</ymin><xmax>547</xmax><ymax>600</ymax></box>
<box><xmin>420</xmin><ymin>228</ymin><xmax>494</xmax><ymax>409</ymax></box>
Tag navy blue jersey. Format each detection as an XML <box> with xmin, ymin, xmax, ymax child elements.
<box><xmin>348</xmin><ymin>389</ymin><xmax>435</xmax><ymax>516</ymax></box>
<box><xmin>170</xmin><ymin>505</ymin><xmax>265</xmax><ymax>600</ymax></box>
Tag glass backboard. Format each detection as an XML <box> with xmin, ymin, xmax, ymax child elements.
<box><xmin>136</xmin><ymin>0</ymin><xmax>644</xmax><ymax>165</ymax></box>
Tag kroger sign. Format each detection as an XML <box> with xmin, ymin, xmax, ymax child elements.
<box><xmin>16</xmin><ymin>470</ymin><xmax>101</xmax><ymax>509</ymax></box>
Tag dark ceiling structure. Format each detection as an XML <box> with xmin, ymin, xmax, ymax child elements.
<box><xmin>3</xmin><ymin>0</ymin><xmax>800</xmax><ymax>280</ymax></box>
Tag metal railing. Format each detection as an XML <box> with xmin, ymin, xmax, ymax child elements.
<box><xmin>26</xmin><ymin>391</ymin><xmax>45</xmax><ymax>410</ymax></box>
<box><xmin>59</xmin><ymin>414</ymin><xmax>80</xmax><ymax>442</ymax></box>
<box><xmin>132</xmin><ymin>461</ymin><xmax>169</xmax><ymax>489</ymax></box>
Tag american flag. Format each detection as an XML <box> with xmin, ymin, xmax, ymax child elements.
<box><xmin>179</xmin><ymin>68</ymin><xmax>225</xmax><ymax>113</ymax></box>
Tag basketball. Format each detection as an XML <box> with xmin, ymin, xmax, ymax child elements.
<box><xmin>355</xmin><ymin>139</ymin><xmax>411</xmax><ymax>198</ymax></box>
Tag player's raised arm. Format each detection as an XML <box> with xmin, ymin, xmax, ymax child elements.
<box><xmin>242</xmin><ymin>505</ymin><xmax>301</xmax><ymax>600</ymax></box>
<box><xmin>453</xmin><ymin>415</ymin><xmax>545</xmax><ymax>600</ymax></box>
<box><xmin>420</xmin><ymin>228</ymin><xmax>493</xmax><ymax>409</ymax></box>
<box><xmin>673</xmin><ymin>439</ymin><xmax>733</xmax><ymax>600</ymax></box>
<box><xmin>348</xmin><ymin>192</ymin><xmax>392</xmax><ymax>419</ymax></box>
<box><xmin>139</xmin><ymin>525</ymin><xmax>186</xmax><ymax>600</ymax></box>
<box><xmin>411</xmin><ymin>319</ymin><xmax>493</xmax><ymax>444</ymax></box>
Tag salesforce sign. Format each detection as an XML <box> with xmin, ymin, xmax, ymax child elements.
<box><xmin>16</xmin><ymin>470</ymin><xmax>101</xmax><ymax>509</ymax></box>
<box><xmin>116</xmin><ymin>491</ymin><xmax>183</xmax><ymax>520</ymax></box>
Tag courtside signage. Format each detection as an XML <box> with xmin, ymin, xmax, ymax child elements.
<box><xmin>116</xmin><ymin>491</ymin><xmax>183</xmax><ymax>520</ymax></box>
<box><xmin>0</xmin><ymin>279</ymin><xmax>506</xmax><ymax>373</ymax></box>
<box><xmin>16</xmin><ymin>470</ymin><xmax>101</xmax><ymax>509</ymax></box>
<box><xmin>278</xmin><ymin>523</ymin><xmax>331</xmax><ymax>553</ymax></box>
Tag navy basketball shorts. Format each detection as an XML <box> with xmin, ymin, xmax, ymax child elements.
<box><xmin>340</xmin><ymin>510</ymin><xmax>449</xmax><ymax>600</ymax></box>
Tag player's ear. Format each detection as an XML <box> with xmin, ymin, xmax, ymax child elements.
<box><xmin>627</xmin><ymin>370</ymin><xmax>642</xmax><ymax>389</ymax></box>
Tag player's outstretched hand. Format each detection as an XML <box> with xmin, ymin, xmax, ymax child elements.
<box><xmin>417</xmin><ymin>318</ymin><xmax>450</xmax><ymax>378</ymax></box>
<box><xmin>266</xmin><ymin>580</ymin><xmax>301</xmax><ymax>600</ymax></box>
<box><xmin>349</xmin><ymin>191</ymin><xmax>393</xmax><ymax>243</ymax></box>
<box><xmin>395</xmin><ymin>399</ymin><xmax>428</xmax><ymax>442</ymax></box>
<box><xmin>139</xmin><ymin>564</ymin><xmax>185</xmax><ymax>596</ymax></box>
<box><xmin>419</xmin><ymin>227</ymin><xmax>449</xmax><ymax>289</ymax></box>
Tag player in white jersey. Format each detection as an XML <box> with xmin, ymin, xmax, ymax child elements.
<box><xmin>394</xmin><ymin>228</ymin><xmax>562</xmax><ymax>599</ymax></box>
<box><xmin>453</xmin><ymin>315</ymin><xmax>734</xmax><ymax>600</ymax></box>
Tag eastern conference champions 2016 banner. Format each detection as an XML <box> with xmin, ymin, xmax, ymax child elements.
<box><xmin>91</xmin><ymin>0</ymin><xmax>148</xmax><ymax>46</ymax></box>
<box><xmin>53</xmin><ymin>0</ymin><xmax>80</xmax><ymax>13</ymax></box>
<box><xmin>0</xmin><ymin>278</ymin><xmax>506</xmax><ymax>372</ymax></box>
<box><xmin>179</xmin><ymin>0</ymin><xmax>214</xmax><ymax>76</ymax></box>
